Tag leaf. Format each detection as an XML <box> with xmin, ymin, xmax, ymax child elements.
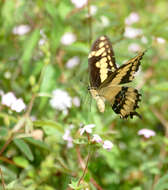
<box><xmin>154</xmin><ymin>82</ymin><xmax>168</xmax><ymax>91</ymax></box>
<box><xmin>154</xmin><ymin>174</ymin><xmax>168</xmax><ymax>190</ymax></box>
<box><xmin>24</xmin><ymin>137</ymin><xmax>50</xmax><ymax>150</ymax></box>
<box><xmin>0</xmin><ymin>165</ymin><xmax>17</xmax><ymax>181</ymax></box>
<box><xmin>21</xmin><ymin>29</ymin><xmax>40</xmax><ymax>74</ymax></box>
<box><xmin>40</xmin><ymin>64</ymin><xmax>60</xmax><ymax>93</ymax></box>
<box><xmin>33</xmin><ymin>120</ymin><xmax>64</xmax><ymax>133</ymax></box>
<box><xmin>13</xmin><ymin>156</ymin><xmax>29</xmax><ymax>168</ymax></box>
<box><xmin>13</xmin><ymin>139</ymin><xmax>34</xmax><ymax>161</ymax></box>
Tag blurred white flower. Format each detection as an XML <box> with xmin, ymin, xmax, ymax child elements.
<box><xmin>1</xmin><ymin>92</ymin><xmax>26</xmax><ymax>112</ymax></box>
<box><xmin>125</xmin><ymin>12</ymin><xmax>140</xmax><ymax>25</ymax></box>
<box><xmin>103</xmin><ymin>140</ymin><xmax>114</xmax><ymax>150</ymax></box>
<box><xmin>11</xmin><ymin>98</ymin><xmax>26</xmax><ymax>112</ymax></box>
<box><xmin>100</xmin><ymin>16</ymin><xmax>110</xmax><ymax>27</ymax></box>
<box><xmin>92</xmin><ymin>134</ymin><xmax>102</xmax><ymax>143</ymax></box>
<box><xmin>13</xmin><ymin>25</ymin><xmax>30</xmax><ymax>35</ymax></box>
<box><xmin>4</xmin><ymin>71</ymin><xmax>11</xmax><ymax>79</ymax></box>
<box><xmin>124</xmin><ymin>27</ymin><xmax>142</xmax><ymax>38</ymax></box>
<box><xmin>138</xmin><ymin>129</ymin><xmax>156</xmax><ymax>138</ymax></box>
<box><xmin>50</xmin><ymin>89</ymin><xmax>72</xmax><ymax>113</ymax></box>
<box><xmin>128</xmin><ymin>43</ymin><xmax>141</xmax><ymax>52</ymax></box>
<box><xmin>71</xmin><ymin>0</ymin><xmax>87</xmax><ymax>8</ymax></box>
<box><xmin>39</xmin><ymin>39</ymin><xmax>46</xmax><ymax>46</ymax></box>
<box><xmin>141</xmin><ymin>36</ymin><xmax>148</xmax><ymax>44</ymax></box>
<box><xmin>66</xmin><ymin>56</ymin><xmax>80</xmax><ymax>69</ymax></box>
<box><xmin>61</xmin><ymin>32</ymin><xmax>76</xmax><ymax>45</ymax></box>
<box><xmin>156</xmin><ymin>37</ymin><xmax>165</xmax><ymax>44</ymax></box>
<box><xmin>72</xmin><ymin>96</ymin><xmax>80</xmax><ymax>107</ymax></box>
<box><xmin>1</xmin><ymin>92</ymin><xmax>17</xmax><ymax>107</ymax></box>
<box><xmin>63</xmin><ymin>129</ymin><xmax>73</xmax><ymax>148</ymax></box>
<box><xmin>86</xmin><ymin>5</ymin><xmax>97</xmax><ymax>16</ymax></box>
<box><xmin>80</xmin><ymin>124</ymin><xmax>95</xmax><ymax>135</ymax></box>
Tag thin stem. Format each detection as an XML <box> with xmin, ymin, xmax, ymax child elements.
<box><xmin>0</xmin><ymin>168</ymin><xmax>5</xmax><ymax>190</ymax></box>
<box><xmin>0</xmin><ymin>134</ymin><xmax>14</xmax><ymax>156</ymax></box>
<box><xmin>151</xmin><ymin>107</ymin><xmax>168</xmax><ymax>190</ymax></box>
<box><xmin>77</xmin><ymin>147</ymin><xmax>91</xmax><ymax>186</ymax></box>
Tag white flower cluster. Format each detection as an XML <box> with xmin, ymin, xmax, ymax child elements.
<box><xmin>50</xmin><ymin>89</ymin><xmax>80</xmax><ymax>114</ymax></box>
<box><xmin>63</xmin><ymin>125</ymin><xmax>74</xmax><ymax>148</ymax></box>
<box><xmin>79</xmin><ymin>124</ymin><xmax>114</xmax><ymax>150</ymax></box>
<box><xmin>71</xmin><ymin>0</ymin><xmax>87</xmax><ymax>8</ymax></box>
<box><xmin>125</xmin><ymin>12</ymin><xmax>140</xmax><ymax>26</ymax></box>
<box><xmin>13</xmin><ymin>25</ymin><xmax>30</xmax><ymax>35</ymax></box>
<box><xmin>61</xmin><ymin>32</ymin><xmax>76</xmax><ymax>45</ymax></box>
<box><xmin>138</xmin><ymin>128</ymin><xmax>156</xmax><ymax>138</ymax></box>
<box><xmin>1</xmin><ymin>92</ymin><xmax>26</xmax><ymax>112</ymax></box>
<box><xmin>66</xmin><ymin>56</ymin><xmax>80</xmax><ymax>69</ymax></box>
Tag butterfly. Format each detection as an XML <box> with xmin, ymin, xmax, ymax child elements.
<box><xmin>88</xmin><ymin>35</ymin><xmax>145</xmax><ymax>119</ymax></box>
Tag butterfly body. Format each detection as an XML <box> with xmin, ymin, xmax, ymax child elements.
<box><xmin>88</xmin><ymin>35</ymin><xmax>145</xmax><ymax>119</ymax></box>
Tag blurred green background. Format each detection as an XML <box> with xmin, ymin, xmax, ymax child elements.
<box><xmin>0</xmin><ymin>0</ymin><xmax>168</xmax><ymax>189</ymax></box>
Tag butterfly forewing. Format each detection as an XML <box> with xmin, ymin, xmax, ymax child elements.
<box><xmin>100</xmin><ymin>51</ymin><xmax>145</xmax><ymax>88</ymax></box>
<box><xmin>88</xmin><ymin>35</ymin><xmax>117</xmax><ymax>88</ymax></box>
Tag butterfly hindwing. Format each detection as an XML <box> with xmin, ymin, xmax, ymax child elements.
<box><xmin>112</xmin><ymin>87</ymin><xmax>141</xmax><ymax>119</ymax></box>
<box><xmin>88</xmin><ymin>35</ymin><xmax>117</xmax><ymax>88</ymax></box>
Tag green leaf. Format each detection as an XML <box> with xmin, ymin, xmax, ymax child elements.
<box><xmin>13</xmin><ymin>156</ymin><xmax>29</xmax><ymax>168</ymax></box>
<box><xmin>24</xmin><ymin>137</ymin><xmax>50</xmax><ymax>150</ymax></box>
<box><xmin>154</xmin><ymin>174</ymin><xmax>168</xmax><ymax>190</ymax></box>
<box><xmin>33</xmin><ymin>120</ymin><xmax>64</xmax><ymax>133</ymax></box>
<box><xmin>0</xmin><ymin>165</ymin><xmax>17</xmax><ymax>181</ymax></box>
<box><xmin>13</xmin><ymin>139</ymin><xmax>34</xmax><ymax>161</ymax></box>
<box><xmin>40</xmin><ymin>64</ymin><xmax>60</xmax><ymax>93</ymax></box>
<box><xmin>21</xmin><ymin>29</ymin><xmax>40</xmax><ymax>74</ymax></box>
<box><xmin>154</xmin><ymin>82</ymin><xmax>168</xmax><ymax>91</ymax></box>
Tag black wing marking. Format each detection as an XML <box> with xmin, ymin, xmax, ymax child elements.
<box><xmin>88</xmin><ymin>35</ymin><xmax>117</xmax><ymax>88</ymax></box>
<box><xmin>100</xmin><ymin>51</ymin><xmax>145</xmax><ymax>88</ymax></box>
<box><xmin>112</xmin><ymin>87</ymin><xmax>141</xmax><ymax>119</ymax></box>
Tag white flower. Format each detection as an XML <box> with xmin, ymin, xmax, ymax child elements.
<box><xmin>63</xmin><ymin>129</ymin><xmax>73</xmax><ymax>148</ymax></box>
<box><xmin>141</xmin><ymin>36</ymin><xmax>148</xmax><ymax>44</ymax></box>
<box><xmin>100</xmin><ymin>16</ymin><xmax>110</xmax><ymax>27</ymax></box>
<box><xmin>92</xmin><ymin>134</ymin><xmax>102</xmax><ymax>143</ymax></box>
<box><xmin>71</xmin><ymin>0</ymin><xmax>87</xmax><ymax>8</ymax></box>
<box><xmin>1</xmin><ymin>92</ymin><xmax>17</xmax><ymax>107</ymax></box>
<box><xmin>13</xmin><ymin>25</ymin><xmax>30</xmax><ymax>35</ymax></box>
<box><xmin>138</xmin><ymin>129</ymin><xmax>156</xmax><ymax>138</ymax></box>
<box><xmin>11</xmin><ymin>98</ymin><xmax>26</xmax><ymax>112</ymax></box>
<box><xmin>128</xmin><ymin>43</ymin><xmax>141</xmax><ymax>52</ymax></box>
<box><xmin>72</xmin><ymin>96</ymin><xmax>80</xmax><ymax>107</ymax></box>
<box><xmin>4</xmin><ymin>71</ymin><xmax>11</xmax><ymax>79</ymax></box>
<box><xmin>156</xmin><ymin>37</ymin><xmax>165</xmax><ymax>44</ymax></box>
<box><xmin>125</xmin><ymin>12</ymin><xmax>140</xmax><ymax>25</ymax></box>
<box><xmin>66</xmin><ymin>56</ymin><xmax>80</xmax><ymax>69</ymax></box>
<box><xmin>86</xmin><ymin>5</ymin><xmax>97</xmax><ymax>16</ymax></box>
<box><xmin>50</xmin><ymin>89</ymin><xmax>72</xmax><ymax>112</ymax></box>
<box><xmin>103</xmin><ymin>140</ymin><xmax>114</xmax><ymax>150</ymax></box>
<box><xmin>124</xmin><ymin>27</ymin><xmax>142</xmax><ymax>38</ymax></box>
<box><xmin>61</xmin><ymin>32</ymin><xmax>76</xmax><ymax>45</ymax></box>
<box><xmin>80</xmin><ymin>124</ymin><xmax>95</xmax><ymax>135</ymax></box>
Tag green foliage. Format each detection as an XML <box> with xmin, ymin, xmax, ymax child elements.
<box><xmin>0</xmin><ymin>0</ymin><xmax>168</xmax><ymax>190</ymax></box>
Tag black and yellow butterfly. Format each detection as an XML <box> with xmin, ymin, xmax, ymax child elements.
<box><xmin>88</xmin><ymin>35</ymin><xmax>145</xmax><ymax>119</ymax></box>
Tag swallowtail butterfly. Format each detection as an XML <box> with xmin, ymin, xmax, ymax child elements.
<box><xmin>88</xmin><ymin>35</ymin><xmax>145</xmax><ymax>119</ymax></box>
